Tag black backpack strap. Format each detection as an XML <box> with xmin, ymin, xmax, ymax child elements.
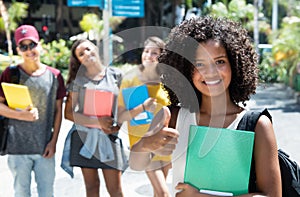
<box><xmin>237</xmin><ymin>108</ymin><xmax>272</xmax><ymax>131</ymax></box>
<box><xmin>1</xmin><ymin>65</ymin><xmax>20</xmax><ymax>106</ymax></box>
<box><xmin>9</xmin><ymin>65</ymin><xmax>20</xmax><ymax>84</ymax></box>
<box><xmin>0</xmin><ymin>65</ymin><xmax>19</xmax><ymax>155</ymax></box>
<box><xmin>167</xmin><ymin>105</ymin><xmax>180</xmax><ymax>129</ymax></box>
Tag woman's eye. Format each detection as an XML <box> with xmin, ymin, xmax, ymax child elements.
<box><xmin>216</xmin><ymin>60</ymin><xmax>225</xmax><ymax>65</ymax></box>
<box><xmin>195</xmin><ymin>62</ymin><xmax>204</xmax><ymax>67</ymax></box>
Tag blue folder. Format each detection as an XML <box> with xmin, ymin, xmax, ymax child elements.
<box><xmin>122</xmin><ymin>84</ymin><xmax>153</xmax><ymax>126</ymax></box>
<box><xmin>184</xmin><ymin>125</ymin><xmax>255</xmax><ymax>196</ymax></box>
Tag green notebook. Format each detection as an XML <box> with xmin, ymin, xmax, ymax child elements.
<box><xmin>184</xmin><ymin>125</ymin><xmax>255</xmax><ymax>196</ymax></box>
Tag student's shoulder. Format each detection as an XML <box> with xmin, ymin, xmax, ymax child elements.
<box><xmin>107</xmin><ymin>66</ymin><xmax>123</xmax><ymax>79</ymax></box>
<box><xmin>0</xmin><ymin>66</ymin><xmax>11</xmax><ymax>77</ymax></box>
<box><xmin>0</xmin><ymin>65</ymin><xmax>20</xmax><ymax>81</ymax></box>
<box><xmin>256</xmin><ymin>114</ymin><xmax>273</xmax><ymax>132</ymax></box>
<box><xmin>252</xmin><ymin>109</ymin><xmax>275</xmax><ymax>140</ymax></box>
<box><xmin>107</xmin><ymin>66</ymin><xmax>122</xmax><ymax>74</ymax></box>
<box><xmin>121</xmin><ymin>66</ymin><xmax>140</xmax><ymax>81</ymax></box>
<box><xmin>45</xmin><ymin>65</ymin><xmax>62</xmax><ymax>77</ymax></box>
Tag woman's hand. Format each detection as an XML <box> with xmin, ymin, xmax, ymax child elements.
<box><xmin>175</xmin><ymin>183</ymin><xmax>201</xmax><ymax>197</ymax></box>
<box><xmin>143</xmin><ymin>97</ymin><xmax>157</xmax><ymax>113</ymax></box>
<box><xmin>129</xmin><ymin>106</ymin><xmax>179</xmax><ymax>171</ymax></box>
<box><xmin>141</xmin><ymin>106</ymin><xmax>179</xmax><ymax>156</ymax></box>
<box><xmin>142</xmin><ymin>127</ymin><xmax>178</xmax><ymax>156</ymax></box>
<box><xmin>98</xmin><ymin>116</ymin><xmax>120</xmax><ymax>134</ymax></box>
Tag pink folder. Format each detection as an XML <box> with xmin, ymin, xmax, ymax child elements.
<box><xmin>83</xmin><ymin>89</ymin><xmax>114</xmax><ymax>117</ymax></box>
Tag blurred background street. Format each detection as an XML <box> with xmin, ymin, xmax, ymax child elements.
<box><xmin>0</xmin><ymin>82</ymin><xmax>299</xmax><ymax>197</ymax></box>
<box><xmin>1</xmin><ymin>1</ymin><xmax>300</xmax><ymax>196</ymax></box>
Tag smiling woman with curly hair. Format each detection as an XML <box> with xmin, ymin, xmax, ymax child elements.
<box><xmin>129</xmin><ymin>16</ymin><xmax>281</xmax><ymax>197</ymax></box>
<box><xmin>158</xmin><ymin>16</ymin><xmax>258</xmax><ymax>111</ymax></box>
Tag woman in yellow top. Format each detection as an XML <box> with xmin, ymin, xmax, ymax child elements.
<box><xmin>118</xmin><ymin>36</ymin><xmax>171</xmax><ymax>197</ymax></box>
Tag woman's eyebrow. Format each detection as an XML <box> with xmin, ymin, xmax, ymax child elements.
<box><xmin>194</xmin><ymin>53</ymin><xmax>227</xmax><ymax>61</ymax></box>
<box><xmin>194</xmin><ymin>58</ymin><xmax>205</xmax><ymax>61</ymax></box>
<box><xmin>215</xmin><ymin>54</ymin><xmax>227</xmax><ymax>59</ymax></box>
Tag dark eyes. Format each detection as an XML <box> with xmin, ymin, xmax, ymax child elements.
<box><xmin>194</xmin><ymin>60</ymin><xmax>226</xmax><ymax>67</ymax></box>
<box><xmin>78</xmin><ymin>47</ymin><xmax>91</xmax><ymax>57</ymax></box>
<box><xmin>144</xmin><ymin>50</ymin><xmax>158</xmax><ymax>55</ymax></box>
<box><xmin>216</xmin><ymin>60</ymin><xmax>225</xmax><ymax>64</ymax></box>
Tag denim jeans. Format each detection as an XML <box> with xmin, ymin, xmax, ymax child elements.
<box><xmin>7</xmin><ymin>154</ymin><xmax>55</xmax><ymax>197</ymax></box>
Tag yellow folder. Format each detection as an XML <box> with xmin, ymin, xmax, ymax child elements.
<box><xmin>1</xmin><ymin>82</ymin><xmax>33</xmax><ymax>110</ymax></box>
<box><xmin>184</xmin><ymin>125</ymin><xmax>255</xmax><ymax>196</ymax></box>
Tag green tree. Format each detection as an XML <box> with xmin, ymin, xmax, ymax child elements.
<box><xmin>0</xmin><ymin>0</ymin><xmax>28</xmax><ymax>59</ymax></box>
<box><xmin>209</xmin><ymin>0</ymin><xmax>270</xmax><ymax>34</ymax></box>
<box><xmin>40</xmin><ymin>39</ymin><xmax>71</xmax><ymax>81</ymax></box>
<box><xmin>79</xmin><ymin>13</ymin><xmax>104</xmax><ymax>41</ymax></box>
<box><xmin>271</xmin><ymin>16</ymin><xmax>300</xmax><ymax>86</ymax></box>
<box><xmin>78</xmin><ymin>13</ymin><xmax>124</xmax><ymax>46</ymax></box>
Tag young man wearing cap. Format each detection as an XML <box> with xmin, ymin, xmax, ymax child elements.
<box><xmin>0</xmin><ymin>25</ymin><xmax>66</xmax><ymax>196</ymax></box>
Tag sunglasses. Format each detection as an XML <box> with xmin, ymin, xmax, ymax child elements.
<box><xmin>19</xmin><ymin>42</ymin><xmax>38</xmax><ymax>52</ymax></box>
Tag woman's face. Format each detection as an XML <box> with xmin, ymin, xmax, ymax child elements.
<box><xmin>141</xmin><ymin>41</ymin><xmax>161</xmax><ymax>66</ymax></box>
<box><xmin>75</xmin><ymin>41</ymin><xmax>98</xmax><ymax>68</ymax></box>
<box><xmin>192</xmin><ymin>39</ymin><xmax>232</xmax><ymax>97</ymax></box>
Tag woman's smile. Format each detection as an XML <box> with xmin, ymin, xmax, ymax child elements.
<box><xmin>203</xmin><ymin>79</ymin><xmax>222</xmax><ymax>85</ymax></box>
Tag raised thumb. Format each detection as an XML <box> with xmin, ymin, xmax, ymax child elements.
<box><xmin>146</xmin><ymin>106</ymin><xmax>171</xmax><ymax>136</ymax></box>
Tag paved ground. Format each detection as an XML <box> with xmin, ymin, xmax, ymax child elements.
<box><xmin>0</xmin><ymin>83</ymin><xmax>299</xmax><ymax>197</ymax></box>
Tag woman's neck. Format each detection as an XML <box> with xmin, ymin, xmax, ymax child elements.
<box><xmin>85</xmin><ymin>65</ymin><xmax>106</xmax><ymax>81</ymax></box>
<box><xmin>198</xmin><ymin>92</ymin><xmax>243</xmax><ymax>127</ymax></box>
<box><xmin>139</xmin><ymin>66</ymin><xmax>160</xmax><ymax>84</ymax></box>
<box><xmin>200</xmin><ymin>91</ymin><xmax>241</xmax><ymax>115</ymax></box>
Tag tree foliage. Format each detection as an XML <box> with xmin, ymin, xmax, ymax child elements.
<box><xmin>0</xmin><ymin>1</ymin><xmax>28</xmax><ymax>32</ymax></box>
<box><xmin>270</xmin><ymin>16</ymin><xmax>300</xmax><ymax>85</ymax></box>
<box><xmin>209</xmin><ymin>0</ymin><xmax>271</xmax><ymax>34</ymax></box>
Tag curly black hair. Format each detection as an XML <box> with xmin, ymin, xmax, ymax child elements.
<box><xmin>158</xmin><ymin>16</ymin><xmax>258</xmax><ymax>112</ymax></box>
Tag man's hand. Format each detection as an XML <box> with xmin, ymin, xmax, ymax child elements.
<box><xmin>18</xmin><ymin>106</ymin><xmax>39</xmax><ymax>121</ymax></box>
<box><xmin>43</xmin><ymin>140</ymin><xmax>56</xmax><ymax>158</ymax></box>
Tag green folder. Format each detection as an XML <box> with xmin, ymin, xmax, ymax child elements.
<box><xmin>184</xmin><ymin>125</ymin><xmax>255</xmax><ymax>196</ymax></box>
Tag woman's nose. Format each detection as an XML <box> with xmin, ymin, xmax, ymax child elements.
<box><xmin>145</xmin><ymin>52</ymin><xmax>153</xmax><ymax>58</ymax></box>
<box><xmin>207</xmin><ymin>64</ymin><xmax>218</xmax><ymax>73</ymax></box>
<box><xmin>198</xmin><ymin>64</ymin><xmax>218</xmax><ymax>75</ymax></box>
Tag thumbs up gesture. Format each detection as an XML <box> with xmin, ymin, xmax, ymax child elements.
<box><xmin>129</xmin><ymin>106</ymin><xmax>179</xmax><ymax>171</ymax></box>
<box><xmin>139</xmin><ymin>106</ymin><xmax>179</xmax><ymax>156</ymax></box>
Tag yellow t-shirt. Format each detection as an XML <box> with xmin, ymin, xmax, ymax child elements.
<box><xmin>118</xmin><ymin>75</ymin><xmax>171</xmax><ymax>161</ymax></box>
